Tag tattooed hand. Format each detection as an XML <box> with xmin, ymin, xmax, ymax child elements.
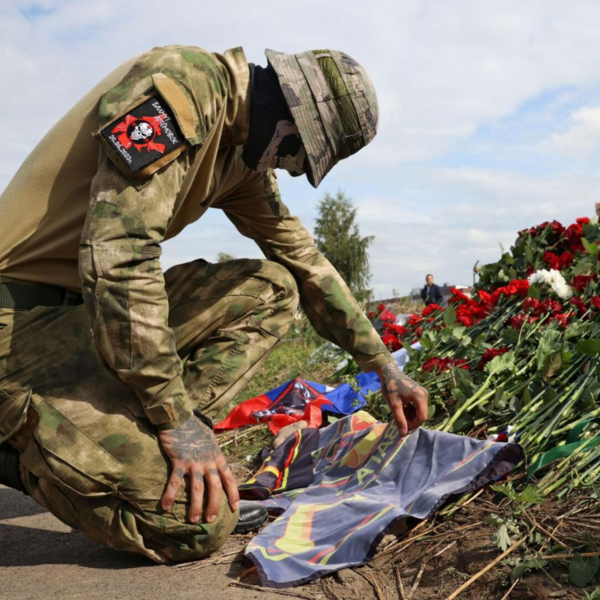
<box><xmin>376</xmin><ymin>361</ymin><xmax>429</xmax><ymax>437</ymax></box>
<box><xmin>158</xmin><ymin>416</ymin><xmax>239</xmax><ymax>524</ymax></box>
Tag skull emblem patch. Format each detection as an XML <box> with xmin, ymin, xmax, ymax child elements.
<box><xmin>100</xmin><ymin>96</ymin><xmax>186</xmax><ymax>176</ymax></box>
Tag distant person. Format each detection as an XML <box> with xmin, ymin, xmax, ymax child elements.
<box><xmin>421</xmin><ymin>274</ymin><xmax>444</xmax><ymax>306</ymax></box>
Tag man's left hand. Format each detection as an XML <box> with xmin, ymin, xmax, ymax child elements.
<box><xmin>158</xmin><ymin>416</ymin><xmax>239</xmax><ymax>524</ymax></box>
<box><xmin>376</xmin><ymin>361</ymin><xmax>429</xmax><ymax>437</ymax></box>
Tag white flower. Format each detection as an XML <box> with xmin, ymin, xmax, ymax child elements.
<box><xmin>527</xmin><ymin>269</ymin><xmax>573</xmax><ymax>300</ymax></box>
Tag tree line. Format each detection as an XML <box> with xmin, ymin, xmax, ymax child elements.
<box><xmin>217</xmin><ymin>190</ymin><xmax>373</xmax><ymax>302</ymax></box>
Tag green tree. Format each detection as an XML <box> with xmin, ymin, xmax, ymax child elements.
<box><xmin>314</xmin><ymin>190</ymin><xmax>374</xmax><ymax>301</ymax></box>
<box><xmin>216</xmin><ymin>252</ymin><xmax>236</xmax><ymax>263</ymax></box>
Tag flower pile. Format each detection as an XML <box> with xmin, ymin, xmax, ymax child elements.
<box><xmin>367</xmin><ymin>214</ymin><xmax>600</xmax><ymax>497</ymax></box>
<box><xmin>528</xmin><ymin>269</ymin><xmax>573</xmax><ymax>300</ymax></box>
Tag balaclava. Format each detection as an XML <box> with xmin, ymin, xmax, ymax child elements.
<box><xmin>242</xmin><ymin>63</ymin><xmax>307</xmax><ymax>176</ymax></box>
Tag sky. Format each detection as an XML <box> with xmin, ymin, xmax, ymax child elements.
<box><xmin>3</xmin><ymin>0</ymin><xmax>600</xmax><ymax>298</ymax></box>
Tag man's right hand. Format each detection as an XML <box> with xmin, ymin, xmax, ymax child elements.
<box><xmin>376</xmin><ymin>361</ymin><xmax>429</xmax><ymax>437</ymax></box>
<box><xmin>158</xmin><ymin>416</ymin><xmax>239</xmax><ymax>524</ymax></box>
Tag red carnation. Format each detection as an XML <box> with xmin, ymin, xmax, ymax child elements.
<box><xmin>549</xmin><ymin>220</ymin><xmax>566</xmax><ymax>236</ymax></box>
<box><xmin>519</xmin><ymin>226</ymin><xmax>538</xmax><ymax>238</ymax></box>
<box><xmin>522</xmin><ymin>297</ymin><xmax>540</xmax><ymax>313</ymax></box>
<box><xmin>449</xmin><ymin>288</ymin><xmax>471</xmax><ymax>305</ymax></box>
<box><xmin>379</xmin><ymin>309</ymin><xmax>396</xmax><ymax>322</ymax></box>
<box><xmin>535</xmin><ymin>299</ymin><xmax>564</xmax><ymax>315</ymax></box>
<box><xmin>422</xmin><ymin>303</ymin><xmax>443</xmax><ymax>317</ymax></box>
<box><xmin>477</xmin><ymin>290</ymin><xmax>492</xmax><ymax>306</ymax></box>
<box><xmin>382</xmin><ymin>332</ymin><xmax>402</xmax><ymax>351</ymax></box>
<box><xmin>384</xmin><ymin>323</ymin><xmax>408</xmax><ymax>337</ymax></box>
<box><xmin>377</xmin><ymin>303</ymin><xmax>386</xmax><ymax>312</ymax></box>
<box><xmin>542</xmin><ymin>251</ymin><xmax>561</xmax><ymax>271</ymax></box>
<box><xmin>571</xmin><ymin>275</ymin><xmax>595</xmax><ymax>293</ymax></box>
<box><xmin>509</xmin><ymin>314</ymin><xmax>527</xmax><ymax>330</ymax></box>
<box><xmin>422</xmin><ymin>356</ymin><xmax>468</xmax><ymax>373</ymax></box>
<box><xmin>408</xmin><ymin>314</ymin><xmax>424</xmax><ymax>326</ymax></box>
<box><xmin>566</xmin><ymin>223</ymin><xmax>584</xmax><ymax>252</ymax></box>
<box><xmin>591</xmin><ymin>296</ymin><xmax>600</xmax><ymax>311</ymax></box>
<box><xmin>395</xmin><ymin>324</ymin><xmax>409</xmax><ymax>337</ymax></box>
<box><xmin>559</xmin><ymin>251</ymin><xmax>574</xmax><ymax>269</ymax></box>
<box><xmin>496</xmin><ymin>279</ymin><xmax>529</xmax><ymax>299</ymax></box>
<box><xmin>552</xmin><ymin>313</ymin><xmax>572</xmax><ymax>328</ymax></box>
<box><xmin>452</xmin><ymin>358</ymin><xmax>470</xmax><ymax>370</ymax></box>
<box><xmin>478</xmin><ymin>347</ymin><xmax>508</xmax><ymax>371</ymax></box>
<box><xmin>423</xmin><ymin>357</ymin><xmax>445</xmax><ymax>372</ymax></box>
<box><xmin>456</xmin><ymin>312</ymin><xmax>474</xmax><ymax>327</ymax></box>
<box><xmin>570</xmin><ymin>297</ymin><xmax>587</xmax><ymax>317</ymax></box>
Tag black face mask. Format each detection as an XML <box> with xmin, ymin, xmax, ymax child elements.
<box><xmin>242</xmin><ymin>64</ymin><xmax>307</xmax><ymax>177</ymax></box>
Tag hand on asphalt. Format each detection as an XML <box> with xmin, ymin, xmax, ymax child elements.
<box><xmin>377</xmin><ymin>361</ymin><xmax>429</xmax><ymax>437</ymax></box>
<box><xmin>158</xmin><ymin>416</ymin><xmax>240</xmax><ymax>524</ymax></box>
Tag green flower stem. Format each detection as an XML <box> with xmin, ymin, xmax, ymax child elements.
<box><xmin>441</xmin><ymin>375</ymin><xmax>495</xmax><ymax>432</ymax></box>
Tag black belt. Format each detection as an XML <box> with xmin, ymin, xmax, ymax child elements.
<box><xmin>0</xmin><ymin>281</ymin><xmax>83</xmax><ymax>310</ymax></box>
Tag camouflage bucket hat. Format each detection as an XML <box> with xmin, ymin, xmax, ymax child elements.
<box><xmin>265</xmin><ymin>48</ymin><xmax>379</xmax><ymax>188</ymax></box>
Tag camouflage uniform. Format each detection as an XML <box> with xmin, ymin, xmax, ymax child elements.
<box><xmin>0</xmin><ymin>45</ymin><xmax>392</xmax><ymax>562</ymax></box>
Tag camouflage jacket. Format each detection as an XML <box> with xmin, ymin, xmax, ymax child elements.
<box><xmin>23</xmin><ymin>45</ymin><xmax>393</xmax><ymax>428</ymax></box>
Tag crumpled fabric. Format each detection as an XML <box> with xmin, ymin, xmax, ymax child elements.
<box><xmin>239</xmin><ymin>412</ymin><xmax>523</xmax><ymax>588</ymax></box>
<box><xmin>215</xmin><ymin>379</ymin><xmax>334</xmax><ymax>435</ymax></box>
<box><xmin>215</xmin><ymin>345</ymin><xmax>421</xmax><ymax>435</ymax></box>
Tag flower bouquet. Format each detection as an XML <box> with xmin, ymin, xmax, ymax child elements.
<box><xmin>369</xmin><ymin>215</ymin><xmax>600</xmax><ymax>496</ymax></box>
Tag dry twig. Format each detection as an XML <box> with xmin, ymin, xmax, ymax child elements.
<box><xmin>375</xmin><ymin>519</ymin><xmax>435</xmax><ymax>558</ymax></box>
<box><xmin>394</xmin><ymin>565</ymin><xmax>407</xmax><ymax>600</ymax></box>
<box><xmin>439</xmin><ymin>488</ymin><xmax>485</xmax><ymax>517</ymax></box>
<box><xmin>499</xmin><ymin>577</ymin><xmax>520</xmax><ymax>600</ymax></box>
<box><xmin>321</xmin><ymin>579</ymin><xmax>343</xmax><ymax>600</ymax></box>
<box><xmin>237</xmin><ymin>566</ymin><xmax>257</xmax><ymax>582</ymax></box>
<box><xmin>539</xmin><ymin>521</ymin><xmax>563</xmax><ymax>555</ymax></box>
<box><xmin>219</xmin><ymin>424</ymin><xmax>267</xmax><ymax>448</ymax></box>
<box><xmin>354</xmin><ymin>568</ymin><xmax>384</xmax><ymax>600</ymax></box>
<box><xmin>539</xmin><ymin>550</ymin><xmax>600</xmax><ymax>561</ymax></box>
<box><xmin>443</xmin><ymin>531</ymin><xmax>531</xmax><ymax>600</ymax></box>
<box><xmin>532</xmin><ymin>518</ymin><xmax>570</xmax><ymax>550</ymax></box>
<box><xmin>174</xmin><ymin>549</ymin><xmax>241</xmax><ymax>570</ymax></box>
<box><xmin>408</xmin><ymin>562</ymin><xmax>426</xmax><ymax>599</ymax></box>
<box><xmin>433</xmin><ymin>541</ymin><xmax>457</xmax><ymax>559</ymax></box>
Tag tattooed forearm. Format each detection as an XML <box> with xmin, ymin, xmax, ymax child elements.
<box><xmin>377</xmin><ymin>360</ymin><xmax>429</xmax><ymax>435</ymax></box>
<box><xmin>161</xmin><ymin>417</ymin><xmax>220</xmax><ymax>463</ymax></box>
<box><xmin>380</xmin><ymin>362</ymin><xmax>421</xmax><ymax>402</ymax></box>
<box><xmin>158</xmin><ymin>415</ymin><xmax>239</xmax><ymax>521</ymax></box>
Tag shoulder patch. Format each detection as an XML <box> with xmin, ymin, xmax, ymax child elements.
<box><xmin>100</xmin><ymin>96</ymin><xmax>186</xmax><ymax>176</ymax></box>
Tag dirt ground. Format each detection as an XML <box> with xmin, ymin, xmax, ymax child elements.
<box><xmin>0</xmin><ymin>485</ymin><xmax>323</xmax><ymax>600</ymax></box>
<box><xmin>320</xmin><ymin>512</ymin><xmax>576</xmax><ymax>600</ymax></box>
<box><xmin>2</xmin><ymin>481</ymin><xmax>590</xmax><ymax>600</ymax></box>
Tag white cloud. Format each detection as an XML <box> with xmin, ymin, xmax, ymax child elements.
<box><xmin>4</xmin><ymin>1</ymin><xmax>600</xmax><ymax>299</ymax></box>
<box><xmin>359</xmin><ymin>167</ymin><xmax>600</xmax><ymax>298</ymax></box>
<box><xmin>542</xmin><ymin>106</ymin><xmax>600</xmax><ymax>157</ymax></box>
<box><xmin>4</xmin><ymin>0</ymin><xmax>600</xmax><ymax>168</ymax></box>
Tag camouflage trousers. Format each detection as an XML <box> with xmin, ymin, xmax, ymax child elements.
<box><xmin>0</xmin><ymin>258</ymin><xmax>298</xmax><ymax>563</ymax></box>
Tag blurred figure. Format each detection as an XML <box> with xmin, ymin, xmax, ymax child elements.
<box><xmin>421</xmin><ymin>274</ymin><xmax>443</xmax><ymax>306</ymax></box>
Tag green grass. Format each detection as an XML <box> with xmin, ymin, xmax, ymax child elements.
<box><xmin>222</xmin><ymin>321</ymin><xmax>339</xmax><ymax>415</ymax></box>
<box><xmin>217</xmin><ymin>319</ymin><xmax>339</xmax><ymax>462</ymax></box>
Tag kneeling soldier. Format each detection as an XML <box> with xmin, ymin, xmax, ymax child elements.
<box><xmin>0</xmin><ymin>45</ymin><xmax>428</xmax><ymax>562</ymax></box>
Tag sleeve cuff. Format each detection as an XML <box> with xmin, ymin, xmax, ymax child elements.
<box><xmin>145</xmin><ymin>400</ymin><xmax>193</xmax><ymax>430</ymax></box>
<box><xmin>356</xmin><ymin>351</ymin><xmax>395</xmax><ymax>373</ymax></box>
